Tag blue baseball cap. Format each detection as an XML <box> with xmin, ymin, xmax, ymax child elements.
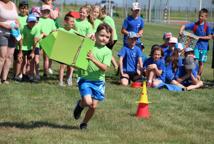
<box><xmin>27</xmin><ymin>14</ymin><xmax>37</xmax><ymax>22</ymax></box>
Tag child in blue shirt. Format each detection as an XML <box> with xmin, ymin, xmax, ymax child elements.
<box><xmin>143</xmin><ymin>45</ymin><xmax>165</xmax><ymax>88</ymax></box>
<box><xmin>176</xmin><ymin>55</ymin><xmax>203</xmax><ymax>91</ymax></box>
<box><xmin>160</xmin><ymin>32</ymin><xmax>172</xmax><ymax>54</ymax></box>
<box><xmin>179</xmin><ymin>8</ymin><xmax>212</xmax><ymax>77</ymax></box>
<box><xmin>121</xmin><ymin>2</ymin><xmax>144</xmax><ymax>48</ymax></box>
<box><xmin>118</xmin><ymin>32</ymin><xmax>143</xmax><ymax>86</ymax></box>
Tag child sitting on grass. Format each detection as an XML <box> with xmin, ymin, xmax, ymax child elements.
<box><xmin>73</xmin><ymin>23</ymin><xmax>113</xmax><ymax>129</ymax></box>
<box><xmin>143</xmin><ymin>45</ymin><xmax>165</xmax><ymax>88</ymax></box>
<box><xmin>118</xmin><ymin>31</ymin><xmax>143</xmax><ymax>86</ymax></box>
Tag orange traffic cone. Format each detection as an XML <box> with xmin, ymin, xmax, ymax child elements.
<box><xmin>135</xmin><ymin>81</ymin><xmax>150</xmax><ymax>118</ymax></box>
<box><xmin>136</xmin><ymin>103</ymin><xmax>150</xmax><ymax>118</ymax></box>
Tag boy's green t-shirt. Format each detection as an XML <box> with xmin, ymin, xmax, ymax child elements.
<box><xmin>93</xmin><ymin>19</ymin><xmax>102</xmax><ymax>33</ymax></box>
<box><xmin>58</xmin><ymin>27</ymin><xmax>77</xmax><ymax>34</ymax></box>
<box><xmin>103</xmin><ymin>15</ymin><xmax>118</xmax><ymax>40</ymax></box>
<box><xmin>79</xmin><ymin>45</ymin><xmax>112</xmax><ymax>81</ymax></box>
<box><xmin>18</xmin><ymin>15</ymin><xmax>27</xmax><ymax>33</ymax></box>
<box><xmin>75</xmin><ymin>19</ymin><xmax>93</xmax><ymax>36</ymax></box>
<box><xmin>22</xmin><ymin>24</ymin><xmax>41</xmax><ymax>51</ymax></box>
<box><xmin>39</xmin><ymin>17</ymin><xmax>57</xmax><ymax>35</ymax></box>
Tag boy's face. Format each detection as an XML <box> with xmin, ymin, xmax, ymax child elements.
<box><xmin>132</xmin><ymin>9</ymin><xmax>140</xmax><ymax>17</ymax></box>
<box><xmin>19</xmin><ymin>5</ymin><xmax>29</xmax><ymax>16</ymax></box>
<box><xmin>41</xmin><ymin>10</ymin><xmax>50</xmax><ymax>18</ymax></box>
<box><xmin>127</xmin><ymin>37</ymin><xmax>137</xmax><ymax>48</ymax></box>
<box><xmin>153</xmin><ymin>50</ymin><xmax>161</xmax><ymax>61</ymax></box>
<box><xmin>199</xmin><ymin>12</ymin><xmax>208</xmax><ymax>23</ymax></box>
<box><xmin>64</xmin><ymin>17</ymin><xmax>75</xmax><ymax>29</ymax></box>
<box><xmin>95</xmin><ymin>29</ymin><xmax>111</xmax><ymax>46</ymax></box>
<box><xmin>27</xmin><ymin>21</ymin><xmax>37</xmax><ymax>28</ymax></box>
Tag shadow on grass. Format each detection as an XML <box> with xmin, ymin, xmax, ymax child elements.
<box><xmin>0</xmin><ymin>121</ymin><xmax>79</xmax><ymax>130</ymax></box>
<box><xmin>202</xmin><ymin>80</ymin><xmax>214</xmax><ymax>89</ymax></box>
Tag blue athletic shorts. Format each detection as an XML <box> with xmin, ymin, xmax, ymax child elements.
<box><xmin>78</xmin><ymin>79</ymin><xmax>105</xmax><ymax>101</ymax></box>
<box><xmin>194</xmin><ymin>49</ymin><xmax>207</xmax><ymax>63</ymax></box>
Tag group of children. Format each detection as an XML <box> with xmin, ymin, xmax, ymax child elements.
<box><xmin>119</xmin><ymin>8</ymin><xmax>212</xmax><ymax>91</ymax></box>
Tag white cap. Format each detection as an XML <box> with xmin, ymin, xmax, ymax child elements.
<box><xmin>177</xmin><ymin>43</ymin><xmax>184</xmax><ymax>51</ymax></box>
<box><xmin>169</xmin><ymin>37</ymin><xmax>178</xmax><ymax>44</ymax></box>
<box><xmin>132</xmin><ymin>2</ymin><xmax>141</xmax><ymax>10</ymax></box>
<box><xmin>185</xmin><ymin>47</ymin><xmax>194</xmax><ymax>53</ymax></box>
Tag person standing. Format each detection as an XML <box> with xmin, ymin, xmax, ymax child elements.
<box><xmin>0</xmin><ymin>0</ymin><xmax>19</xmax><ymax>84</ymax></box>
<box><xmin>121</xmin><ymin>2</ymin><xmax>144</xmax><ymax>48</ymax></box>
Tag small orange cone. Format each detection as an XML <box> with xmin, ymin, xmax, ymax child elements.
<box><xmin>136</xmin><ymin>103</ymin><xmax>150</xmax><ymax>118</ymax></box>
<box><xmin>135</xmin><ymin>81</ymin><xmax>150</xmax><ymax>118</ymax></box>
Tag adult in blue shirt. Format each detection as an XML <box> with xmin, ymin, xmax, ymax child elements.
<box><xmin>118</xmin><ymin>32</ymin><xmax>143</xmax><ymax>86</ymax></box>
<box><xmin>121</xmin><ymin>2</ymin><xmax>144</xmax><ymax>48</ymax></box>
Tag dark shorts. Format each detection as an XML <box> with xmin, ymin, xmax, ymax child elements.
<box><xmin>0</xmin><ymin>28</ymin><xmax>16</xmax><ymax>48</ymax></box>
<box><xmin>14</xmin><ymin>49</ymin><xmax>32</xmax><ymax>61</ymax></box>
<box><xmin>120</xmin><ymin>72</ymin><xmax>142</xmax><ymax>83</ymax></box>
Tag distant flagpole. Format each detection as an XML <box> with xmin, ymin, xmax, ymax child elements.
<box><xmin>199</xmin><ymin>0</ymin><xmax>202</xmax><ymax>10</ymax></box>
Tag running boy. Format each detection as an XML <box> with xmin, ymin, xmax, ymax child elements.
<box><xmin>179</xmin><ymin>8</ymin><xmax>212</xmax><ymax>78</ymax></box>
<box><xmin>73</xmin><ymin>23</ymin><xmax>113</xmax><ymax>129</ymax></box>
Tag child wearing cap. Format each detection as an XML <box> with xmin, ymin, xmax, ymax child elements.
<box><xmin>175</xmin><ymin>55</ymin><xmax>203</xmax><ymax>91</ymax></box>
<box><xmin>160</xmin><ymin>32</ymin><xmax>172</xmax><ymax>54</ymax></box>
<box><xmin>143</xmin><ymin>45</ymin><xmax>165</xmax><ymax>88</ymax></box>
<box><xmin>58</xmin><ymin>13</ymin><xmax>78</xmax><ymax>86</ymax></box>
<box><xmin>17</xmin><ymin>14</ymin><xmax>41</xmax><ymax>82</ymax></box>
<box><xmin>118</xmin><ymin>31</ymin><xmax>143</xmax><ymax>86</ymax></box>
<box><xmin>39</xmin><ymin>4</ymin><xmax>57</xmax><ymax>78</ymax></box>
<box><xmin>179</xmin><ymin>8</ymin><xmax>212</xmax><ymax>78</ymax></box>
<box><xmin>121</xmin><ymin>2</ymin><xmax>144</xmax><ymax>48</ymax></box>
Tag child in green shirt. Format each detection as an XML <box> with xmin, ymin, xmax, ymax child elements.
<box><xmin>73</xmin><ymin>23</ymin><xmax>113</xmax><ymax>129</ymax></box>
<box><xmin>58</xmin><ymin>13</ymin><xmax>77</xmax><ymax>86</ymax></box>
<box><xmin>39</xmin><ymin>5</ymin><xmax>57</xmax><ymax>78</ymax></box>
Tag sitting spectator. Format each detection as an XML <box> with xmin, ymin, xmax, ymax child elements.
<box><xmin>118</xmin><ymin>32</ymin><xmax>143</xmax><ymax>86</ymax></box>
<box><xmin>160</xmin><ymin>32</ymin><xmax>172</xmax><ymax>54</ymax></box>
<box><xmin>143</xmin><ymin>45</ymin><xmax>165</xmax><ymax>87</ymax></box>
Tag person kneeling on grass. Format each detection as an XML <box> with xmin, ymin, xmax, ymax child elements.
<box><xmin>176</xmin><ymin>55</ymin><xmax>203</xmax><ymax>91</ymax></box>
<box><xmin>118</xmin><ymin>31</ymin><xmax>143</xmax><ymax>86</ymax></box>
<box><xmin>73</xmin><ymin>23</ymin><xmax>113</xmax><ymax>129</ymax></box>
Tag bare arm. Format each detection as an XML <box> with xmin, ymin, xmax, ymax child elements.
<box><xmin>179</xmin><ymin>25</ymin><xmax>185</xmax><ymax>35</ymax></box>
<box><xmin>121</xmin><ymin>28</ymin><xmax>129</xmax><ymax>35</ymax></box>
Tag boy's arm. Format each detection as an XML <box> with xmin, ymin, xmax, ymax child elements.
<box><xmin>121</xmin><ymin>27</ymin><xmax>129</xmax><ymax>36</ymax></box>
<box><xmin>87</xmin><ymin>51</ymin><xmax>108</xmax><ymax>72</ymax></box>
<box><xmin>198</xmin><ymin>34</ymin><xmax>212</xmax><ymax>40</ymax></box>
<box><xmin>179</xmin><ymin>25</ymin><xmax>185</xmax><ymax>35</ymax></box>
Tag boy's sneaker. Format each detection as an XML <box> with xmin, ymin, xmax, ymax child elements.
<box><xmin>73</xmin><ymin>100</ymin><xmax>84</xmax><ymax>120</ymax></box>
<box><xmin>35</xmin><ymin>75</ymin><xmax>40</xmax><ymax>81</ymax></box>
<box><xmin>79</xmin><ymin>123</ymin><xmax>87</xmax><ymax>130</ymax></box>
<box><xmin>48</xmin><ymin>68</ymin><xmax>53</xmax><ymax>75</ymax></box>
<box><xmin>67</xmin><ymin>77</ymin><xmax>72</xmax><ymax>86</ymax></box>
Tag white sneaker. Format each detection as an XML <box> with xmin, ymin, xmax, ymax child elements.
<box><xmin>59</xmin><ymin>81</ymin><xmax>65</xmax><ymax>87</ymax></box>
<box><xmin>67</xmin><ymin>77</ymin><xmax>72</xmax><ymax>86</ymax></box>
<box><xmin>48</xmin><ymin>68</ymin><xmax>53</xmax><ymax>75</ymax></box>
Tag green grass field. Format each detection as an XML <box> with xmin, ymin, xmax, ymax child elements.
<box><xmin>0</xmin><ymin>16</ymin><xmax>214</xmax><ymax>144</ymax></box>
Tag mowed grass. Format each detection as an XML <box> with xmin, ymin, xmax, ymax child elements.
<box><xmin>0</xmin><ymin>20</ymin><xmax>214</xmax><ymax>143</ymax></box>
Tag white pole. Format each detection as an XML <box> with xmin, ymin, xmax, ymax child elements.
<box><xmin>199</xmin><ymin>0</ymin><xmax>202</xmax><ymax>10</ymax></box>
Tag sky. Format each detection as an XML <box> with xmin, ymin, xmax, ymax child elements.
<box><xmin>32</xmin><ymin>0</ymin><xmax>213</xmax><ymax>10</ymax></box>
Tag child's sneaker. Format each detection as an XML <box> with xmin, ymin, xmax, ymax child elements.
<box><xmin>35</xmin><ymin>74</ymin><xmax>40</xmax><ymax>81</ymax></box>
<box><xmin>67</xmin><ymin>77</ymin><xmax>72</xmax><ymax>86</ymax></box>
<box><xmin>79</xmin><ymin>123</ymin><xmax>87</xmax><ymax>130</ymax></box>
<box><xmin>73</xmin><ymin>100</ymin><xmax>84</xmax><ymax>120</ymax></box>
<box><xmin>48</xmin><ymin>68</ymin><xmax>53</xmax><ymax>75</ymax></box>
<box><xmin>59</xmin><ymin>81</ymin><xmax>65</xmax><ymax>87</ymax></box>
